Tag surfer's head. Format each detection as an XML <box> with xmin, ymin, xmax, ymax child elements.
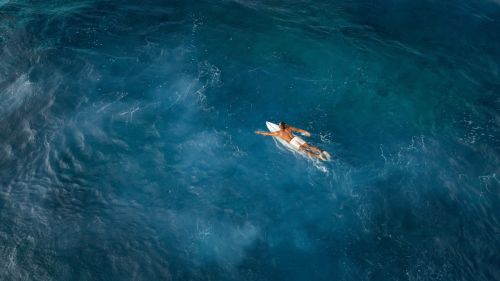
<box><xmin>279</xmin><ymin>122</ymin><xmax>287</xmax><ymax>130</ymax></box>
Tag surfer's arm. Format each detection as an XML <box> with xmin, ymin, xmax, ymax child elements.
<box><xmin>290</xmin><ymin>127</ymin><xmax>311</xmax><ymax>137</ymax></box>
<box><xmin>255</xmin><ymin>131</ymin><xmax>279</xmax><ymax>136</ymax></box>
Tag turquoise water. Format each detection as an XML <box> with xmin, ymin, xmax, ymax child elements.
<box><xmin>1</xmin><ymin>0</ymin><xmax>500</xmax><ymax>280</ymax></box>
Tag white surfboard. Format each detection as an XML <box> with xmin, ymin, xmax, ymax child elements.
<box><xmin>266</xmin><ymin>121</ymin><xmax>304</xmax><ymax>154</ymax></box>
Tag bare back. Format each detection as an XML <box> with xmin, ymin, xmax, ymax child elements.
<box><xmin>276</xmin><ymin>126</ymin><xmax>297</xmax><ymax>143</ymax></box>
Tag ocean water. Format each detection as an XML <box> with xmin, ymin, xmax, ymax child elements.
<box><xmin>1</xmin><ymin>0</ymin><xmax>500</xmax><ymax>280</ymax></box>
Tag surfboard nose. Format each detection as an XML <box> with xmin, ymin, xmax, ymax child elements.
<box><xmin>266</xmin><ymin>121</ymin><xmax>279</xmax><ymax>132</ymax></box>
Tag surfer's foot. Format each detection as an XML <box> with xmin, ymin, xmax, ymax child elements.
<box><xmin>322</xmin><ymin>151</ymin><xmax>331</xmax><ymax>159</ymax></box>
<box><xmin>319</xmin><ymin>155</ymin><xmax>326</xmax><ymax>161</ymax></box>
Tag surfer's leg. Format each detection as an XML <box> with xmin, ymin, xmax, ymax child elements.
<box><xmin>303</xmin><ymin>143</ymin><xmax>321</xmax><ymax>153</ymax></box>
<box><xmin>299</xmin><ymin>146</ymin><xmax>326</xmax><ymax>161</ymax></box>
<box><xmin>303</xmin><ymin>143</ymin><xmax>330</xmax><ymax>159</ymax></box>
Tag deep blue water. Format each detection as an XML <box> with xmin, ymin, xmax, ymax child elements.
<box><xmin>1</xmin><ymin>0</ymin><xmax>500</xmax><ymax>280</ymax></box>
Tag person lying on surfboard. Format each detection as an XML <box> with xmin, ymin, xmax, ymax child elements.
<box><xmin>255</xmin><ymin>122</ymin><xmax>331</xmax><ymax>161</ymax></box>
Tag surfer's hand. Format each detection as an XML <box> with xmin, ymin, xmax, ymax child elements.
<box><xmin>305</xmin><ymin>132</ymin><xmax>311</xmax><ymax>137</ymax></box>
<box><xmin>255</xmin><ymin>131</ymin><xmax>260</xmax><ymax>134</ymax></box>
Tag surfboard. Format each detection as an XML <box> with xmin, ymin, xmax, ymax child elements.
<box><xmin>266</xmin><ymin>121</ymin><xmax>304</xmax><ymax>154</ymax></box>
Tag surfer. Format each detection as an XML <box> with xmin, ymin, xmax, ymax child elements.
<box><xmin>255</xmin><ymin>122</ymin><xmax>330</xmax><ymax>161</ymax></box>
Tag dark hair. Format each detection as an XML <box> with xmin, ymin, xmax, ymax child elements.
<box><xmin>279</xmin><ymin>122</ymin><xmax>286</xmax><ymax>129</ymax></box>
